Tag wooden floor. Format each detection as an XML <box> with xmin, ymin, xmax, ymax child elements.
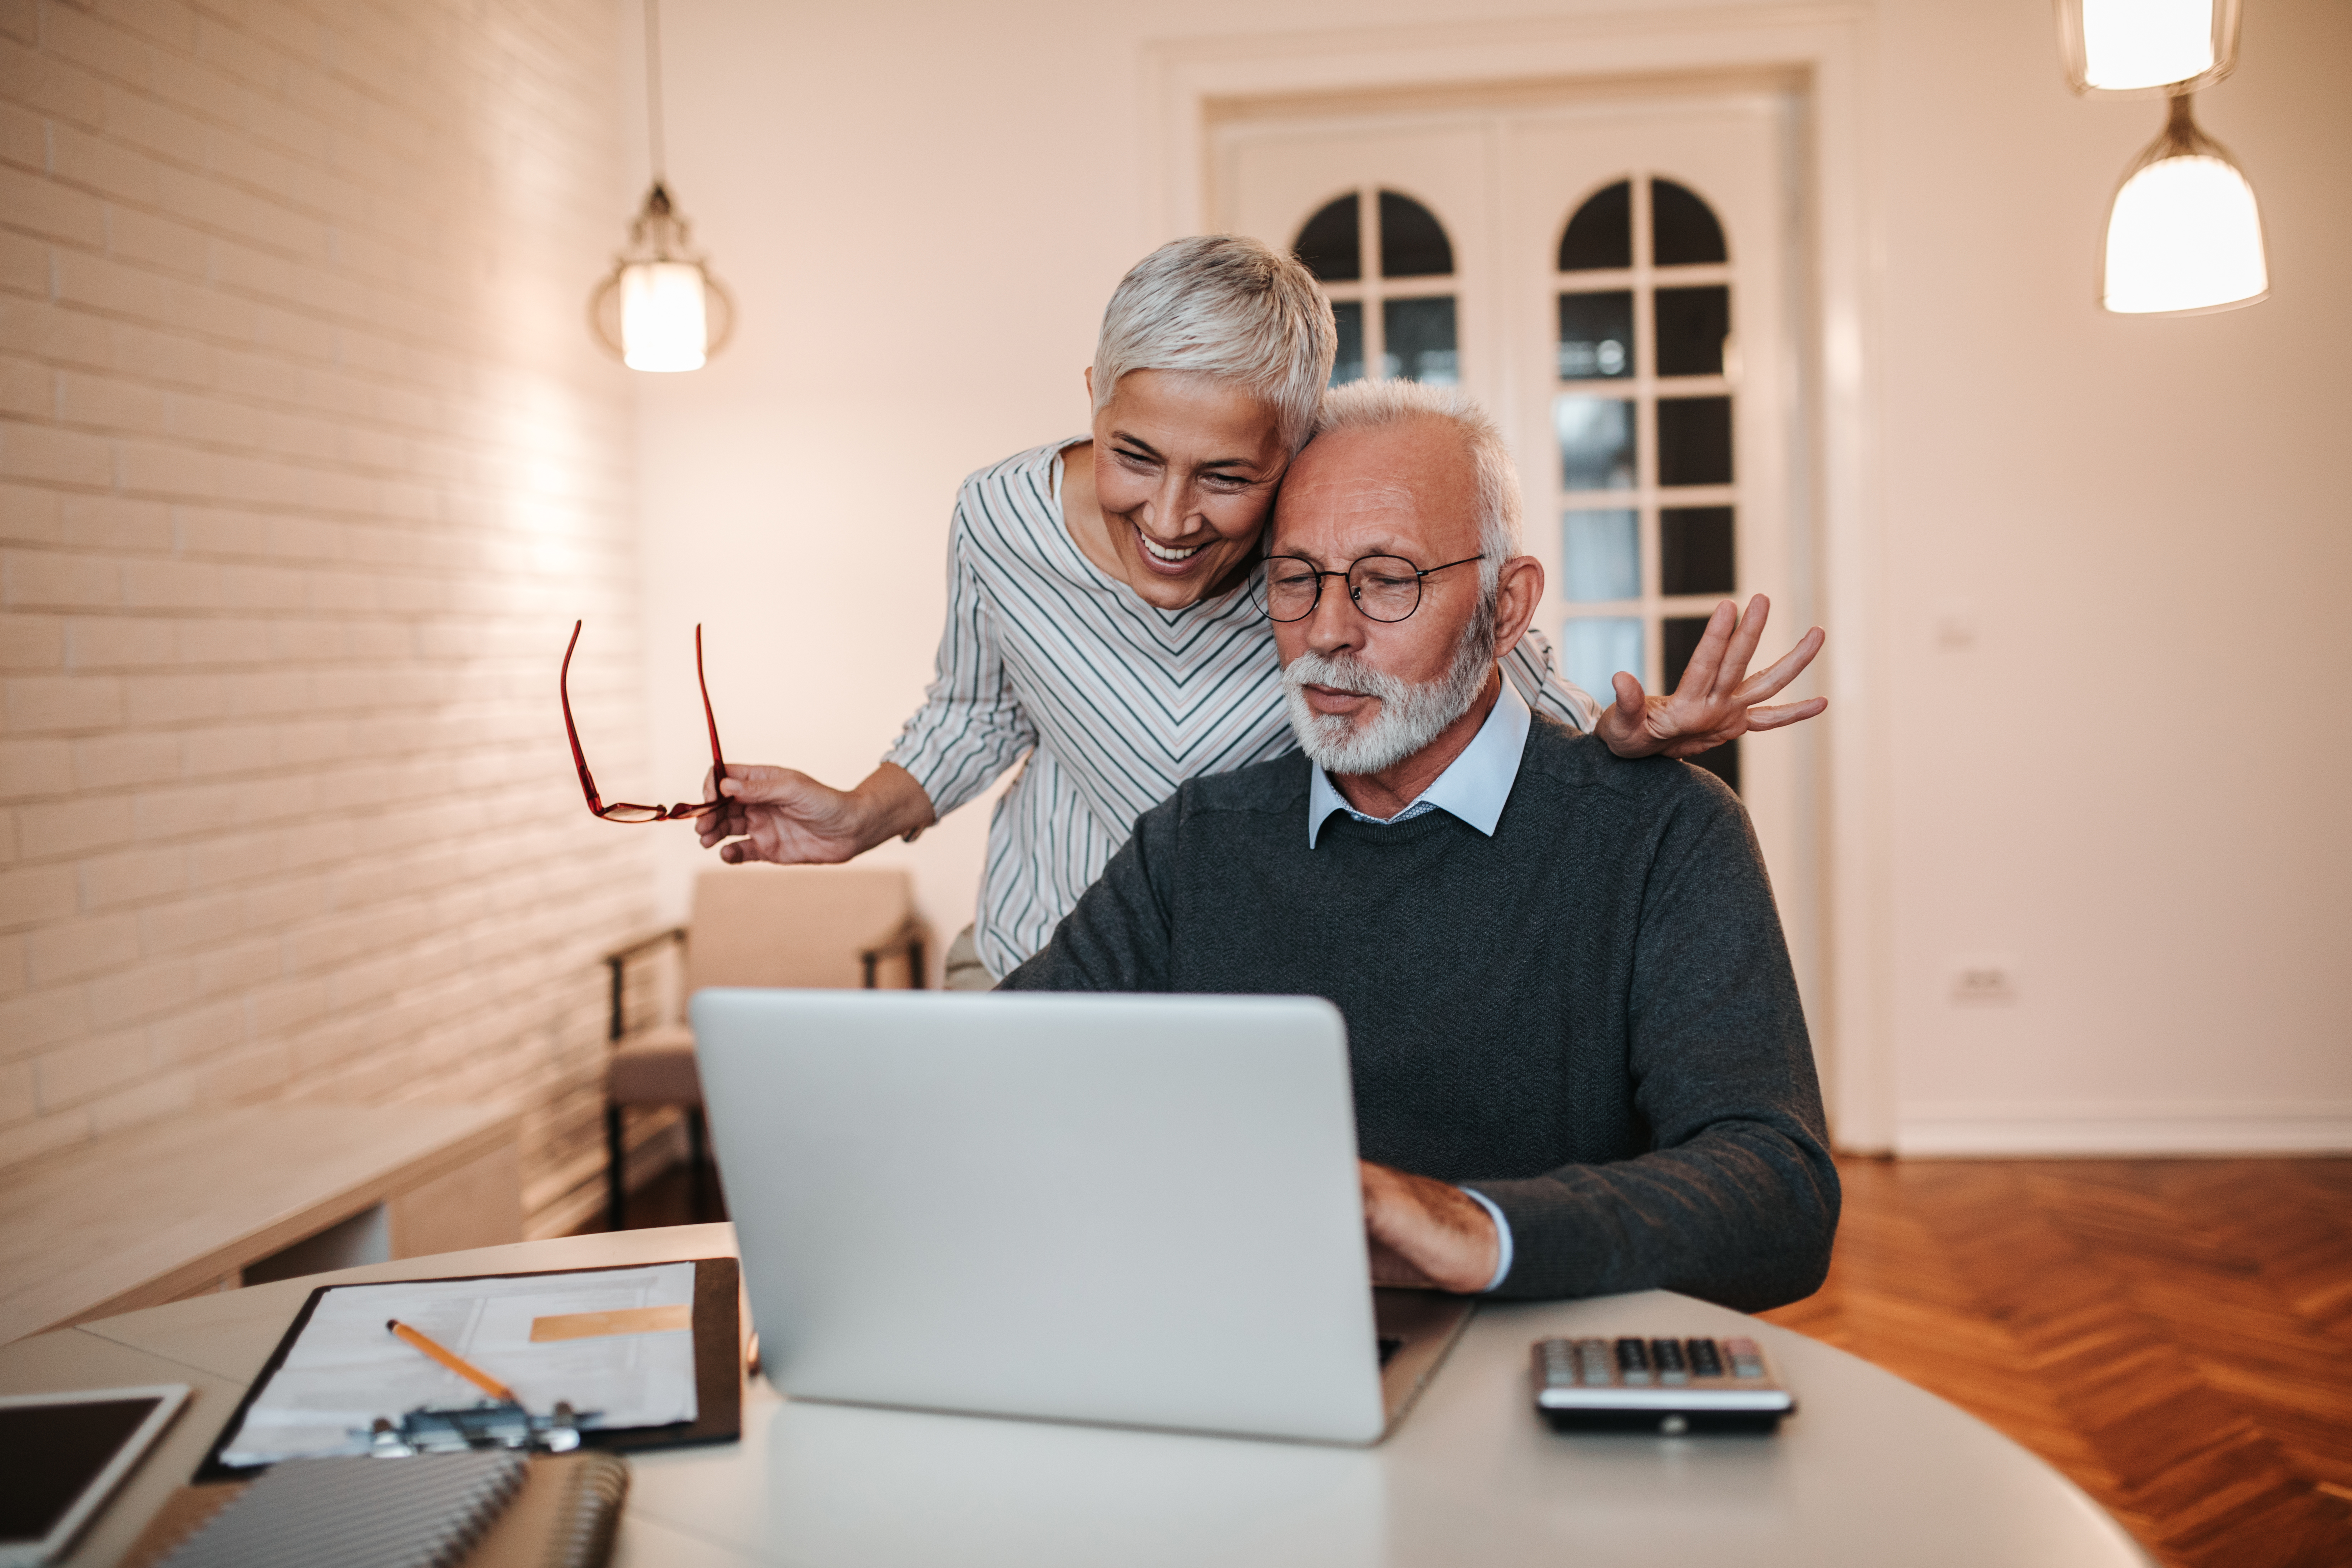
<box><xmin>1762</xmin><ymin>1157</ymin><xmax>2352</xmax><ymax>1568</ymax></box>
<box><xmin>588</xmin><ymin>1156</ymin><xmax>2352</xmax><ymax>1564</ymax></box>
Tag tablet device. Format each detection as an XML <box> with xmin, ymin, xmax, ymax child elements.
<box><xmin>0</xmin><ymin>1385</ymin><xmax>190</xmax><ymax>1567</ymax></box>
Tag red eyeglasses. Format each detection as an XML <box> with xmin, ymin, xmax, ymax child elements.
<box><xmin>560</xmin><ymin>620</ymin><xmax>728</xmax><ymax>822</ymax></box>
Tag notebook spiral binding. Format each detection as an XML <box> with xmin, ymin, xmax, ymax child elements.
<box><xmin>542</xmin><ymin>1452</ymin><xmax>631</xmax><ymax>1568</ymax></box>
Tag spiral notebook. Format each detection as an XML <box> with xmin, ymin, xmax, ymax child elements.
<box><xmin>127</xmin><ymin>1452</ymin><xmax>631</xmax><ymax>1568</ymax></box>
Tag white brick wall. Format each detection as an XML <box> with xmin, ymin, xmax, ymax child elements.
<box><xmin>0</xmin><ymin>0</ymin><xmax>661</xmax><ymax>1233</ymax></box>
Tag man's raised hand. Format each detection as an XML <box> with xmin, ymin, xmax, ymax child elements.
<box><xmin>1593</xmin><ymin>593</ymin><xmax>1825</xmax><ymax>761</ymax></box>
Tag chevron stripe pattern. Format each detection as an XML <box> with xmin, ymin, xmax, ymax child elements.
<box><xmin>1761</xmin><ymin>1158</ymin><xmax>2352</xmax><ymax>1568</ymax></box>
<box><xmin>887</xmin><ymin>441</ymin><xmax>1597</xmax><ymax>976</ymax></box>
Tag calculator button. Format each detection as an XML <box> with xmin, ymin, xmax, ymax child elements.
<box><xmin>1724</xmin><ymin>1337</ymin><xmax>1766</xmax><ymax>1378</ymax></box>
<box><xmin>1651</xmin><ymin>1338</ymin><xmax>1689</xmax><ymax>1385</ymax></box>
<box><xmin>1687</xmin><ymin>1338</ymin><xmax>1724</xmax><ymax>1378</ymax></box>
<box><xmin>1615</xmin><ymin>1337</ymin><xmax>1651</xmax><ymax>1384</ymax></box>
<box><xmin>1577</xmin><ymin>1339</ymin><xmax>1612</xmax><ymax>1386</ymax></box>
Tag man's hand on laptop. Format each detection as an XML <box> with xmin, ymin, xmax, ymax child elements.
<box><xmin>1359</xmin><ymin>1162</ymin><xmax>1499</xmax><ymax>1294</ymax></box>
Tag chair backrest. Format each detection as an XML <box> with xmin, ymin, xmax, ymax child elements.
<box><xmin>685</xmin><ymin>866</ymin><xmax>919</xmax><ymax>993</ymax></box>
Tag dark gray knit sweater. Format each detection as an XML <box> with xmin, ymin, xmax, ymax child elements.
<box><xmin>999</xmin><ymin>717</ymin><xmax>1838</xmax><ymax>1311</ymax></box>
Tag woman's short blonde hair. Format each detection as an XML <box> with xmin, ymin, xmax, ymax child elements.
<box><xmin>1091</xmin><ymin>236</ymin><xmax>1335</xmax><ymax>455</ymax></box>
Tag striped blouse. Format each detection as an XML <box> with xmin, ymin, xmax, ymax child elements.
<box><xmin>885</xmin><ymin>440</ymin><xmax>1605</xmax><ymax>979</ymax></box>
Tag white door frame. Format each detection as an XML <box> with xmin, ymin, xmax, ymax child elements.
<box><xmin>1141</xmin><ymin>5</ymin><xmax>1894</xmax><ymax>1151</ymax></box>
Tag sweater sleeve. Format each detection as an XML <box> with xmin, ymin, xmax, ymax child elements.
<box><xmin>1466</xmin><ymin>772</ymin><xmax>1840</xmax><ymax>1312</ymax></box>
<box><xmin>994</xmin><ymin>793</ymin><xmax>1179</xmax><ymax>993</ymax></box>
<box><xmin>883</xmin><ymin>489</ymin><xmax>1039</xmax><ymax>818</ymax></box>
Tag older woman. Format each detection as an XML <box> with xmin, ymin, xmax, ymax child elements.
<box><xmin>699</xmin><ymin>236</ymin><xmax>1821</xmax><ymax>987</ymax></box>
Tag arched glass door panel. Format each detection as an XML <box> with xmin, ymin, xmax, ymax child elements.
<box><xmin>1552</xmin><ymin>174</ymin><xmax>1741</xmax><ymax>789</ymax></box>
<box><xmin>1293</xmin><ymin>189</ymin><xmax>1460</xmax><ymax>386</ymax></box>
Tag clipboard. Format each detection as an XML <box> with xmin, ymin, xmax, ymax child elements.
<box><xmin>194</xmin><ymin>1257</ymin><xmax>741</xmax><ymax>1482</ymax></box>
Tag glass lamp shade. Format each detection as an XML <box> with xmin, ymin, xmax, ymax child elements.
<box><xmin>2101</xmin><ymin>96</ymin><xmax>2267</xmax><ymax>315</ymax></box>
<box><xmin>621</xmin><ymin>262</ymin><xmax>708</xmax><ymax>371</ymax></box>
<box><xmin>2058</xmin><ymin>0</ymin><xmax>2239</xmax><ymax>95</ymax></box>
<box><xmin>588</xmin><ymin>184</ymin><xmax>736</xmax><ymax>372</ymax></box>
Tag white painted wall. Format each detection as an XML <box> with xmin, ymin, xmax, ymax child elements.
<box><xmin>624</xmin><ymin>0</ymin><xmax>2351</xmax><ymax>1151</ymax></box>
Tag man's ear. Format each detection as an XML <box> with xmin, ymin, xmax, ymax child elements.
<box><xmin>1490</xmin><ymin>554</ymin><xmax>1545</xmax><ymax>662</ymax></box>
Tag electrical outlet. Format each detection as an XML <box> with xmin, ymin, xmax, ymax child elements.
<box><xmin>1950</xmin><ymin>959</ymin><xmax>2017</xmax><ymax>1004</ymax></box>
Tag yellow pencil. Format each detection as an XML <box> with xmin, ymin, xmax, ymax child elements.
<box><xmin>386</xmin><ymin>1318</ymin><xmax>519</xmax><ymax>1404</ymax></box>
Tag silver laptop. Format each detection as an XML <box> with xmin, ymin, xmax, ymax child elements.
<box><xmin>691</xmin><ymin>988</ymin><xmax>1472</xmax><ymax>1445</ymax></box>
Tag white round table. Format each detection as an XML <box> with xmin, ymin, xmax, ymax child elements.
<box><xmin>0</xmin><ymin>1225</ymin><xmax>2153</xmax><ymax>1567</ymax></box>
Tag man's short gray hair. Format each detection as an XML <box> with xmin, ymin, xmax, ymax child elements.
<box><xmin>1092</xmin><ymin>236</ymin><xmax>1335</xmax><ymax>455</ymax></box>
<box><xmin>1313</xmin><ymin>380</ymin><xmax>1525</xmax><ymax>584</ymax></box>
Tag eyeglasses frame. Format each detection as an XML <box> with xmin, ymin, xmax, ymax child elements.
<box><xmin>1254</xmin><ymin>552</ymin><xmax>1488</xmax><ymax>624</ymax></box>
<box><xmin>560</xmin><ymin>620</ymin><xmax>729</xmax><ymax>822</ymax></box>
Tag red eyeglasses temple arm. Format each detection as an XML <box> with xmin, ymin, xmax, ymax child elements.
<box><xmin>559</xmin><ymin>620</ymin><xmax>608</xmax><ymax>814</ymax></box>
<box><xmin>696</xmin><ymin>624</ymin><xmax>727</xmax><ymax>782</ymax></box>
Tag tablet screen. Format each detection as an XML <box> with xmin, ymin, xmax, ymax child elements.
<box><xmin>0</xmin><ymin>1398</ymin><xmax>168</xmax><ymax>1544</ymax></box>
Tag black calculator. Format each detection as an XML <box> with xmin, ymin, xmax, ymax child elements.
<box><xmin>1532</xmin><ymin>1334</ymin><xmax>1795</xmax><ymax>1434</ymax></box>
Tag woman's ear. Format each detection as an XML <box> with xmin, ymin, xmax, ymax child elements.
<box><xmin>1083</xmin><ymin>366</ymin><xmax>1094</xmax><ymax>401</ymax></box>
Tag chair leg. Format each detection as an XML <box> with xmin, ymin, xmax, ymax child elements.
<box><xmin>687</xmin><ymin>1106</ymin><xmax>710</xmax><ymax>1223</ymax></box>
<box><xmin>606</xmin><ymin>1104</ymin><xmax>627</xmax><ymax>1232</ymax></box>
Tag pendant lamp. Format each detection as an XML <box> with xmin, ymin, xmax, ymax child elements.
<box><xmin>2101</xmin><ymin>94</ymin><xmax>2267</xmax><ymax>315</ymax></box>
<box><xmin>589</xmin><ymin>0</ymin><xmax>735</xmax><ymax>371</ymax></box>
<box><xmin>2057</xmin><ymin>0</ymin><xmax>2239</xmax><ymax>95</ymax></box>
<box><xmin>2057</xmin><ymin>0</ymin><xmax>2265</xmax><ymax>316</ymax></box>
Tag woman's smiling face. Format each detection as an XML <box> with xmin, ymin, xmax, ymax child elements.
<box><xmin>1086</xmin><ymin>369</ymin><xmax>1293</xmax><ymax>610</ymax></box>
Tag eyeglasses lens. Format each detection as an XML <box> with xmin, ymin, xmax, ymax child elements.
<box><xmin>1349</xmin><ymin>558</ymin><xmax>1423</xmax><ymax>622</ymax></box>
<box><xmin>1259</xmin><ymin>559</ymin><xmax>1321</xmax><ymax>622</ymax></box>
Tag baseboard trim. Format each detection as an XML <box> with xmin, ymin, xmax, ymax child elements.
<box><xmin>1896</xmin><ymin>1103</ymin><xmax>2352</xmax><ymax>1157</ymax></box>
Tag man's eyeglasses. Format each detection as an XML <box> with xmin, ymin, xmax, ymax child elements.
<box><xmin>1250</xmin><ymin>554</ymin><xmax>1485</xmax><ymax>624</ymax></box>
<box><xmin>560</xmin><ymin>620</ymin><xmax>728</xmax><ymax>822</ymax></box>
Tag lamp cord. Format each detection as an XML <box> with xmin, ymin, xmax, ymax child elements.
<box><xmin>644</xmin><ymin>0</ymin><xmax>667</xmax><ymax>184</ymax></box>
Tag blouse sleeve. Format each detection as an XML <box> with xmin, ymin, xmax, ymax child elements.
<box><xmin>883</xmin><ymin>491</ymin><xmax>1038</xmax><ymax>817</ymax></box>
<box><xmin>1504</xmin><ymin>624</ymin><xmax>1603</xmax><ymax>733</ymax></box>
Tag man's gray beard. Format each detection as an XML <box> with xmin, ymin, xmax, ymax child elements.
<box><xmin>1283</xmin><ymin>611</ymin><xmax>1498</xmax><ymax>777</ymax></box>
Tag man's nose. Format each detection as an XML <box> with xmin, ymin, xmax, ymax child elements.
<box><xmin>1301</xmin><ymin>573</ymin><xmax>1363</xmax><ymax>657</ymax></box>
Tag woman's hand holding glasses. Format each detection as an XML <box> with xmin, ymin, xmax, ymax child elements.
<box><xmin>692</xmin><ymin>762</ymin><xmax>932</xmax><ymax>865</ymax></box>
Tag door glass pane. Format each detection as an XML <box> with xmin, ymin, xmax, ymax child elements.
<box><xmin>1557</xmin><ymin>291</ymin><xmax>1632</xmax><ymax>380</ymax></box>
<box><xmin>1330</xmin><ymin>301</ymin><xmax>1365</xmax><ymax>386</ymax></box>
<box><xmin>1654</xmin><ymin>286</ymin><xmax>1730</xmax><ymax>377</ymax></box>
<box><xmin>1559</xmin><ymin>180</ymin><xmax>1632</xmax><ymax>271</ymax></box>
<box><xmin>1662</xmin><ymin>613</ymin><xmax>1716</xmax><ymax>692</ymax></box>
<box><xmin>1562</xmin><ymin>509</ymin><xmax>1639</xmax><ymax>602</ymax></box>
<box><xmin>1382</xmin><ymin>297</ymin><xmax>1457</xmax><ymax>383</ymax></box>
<box><xmin>1656</xmin><ymin>397</ymin><xmax>1732</xmax><ymax>486</ymax></box>
<box><xmin>1378</xmin><ymin>191</ymin><xmax>1454</xmax><ymax>277</ymax></box>
<box><xmin>1295</xmin><ymin>195</ymin><xmax>1361</xmax><ymax>282</ymax></box>
<box><xmin>1554</xmin><ymin>395</ymin><xmax>1636</xmax><ymax>491</ymax></box>
<box><xmin>1560</xmin><ymin>617</ymin><xmax>1644</xmax><ymax>704</ymax></box>
<box><xmin>1651</xmin><ymin>179</ymin><xmax>1728</xmax><ymax>265</ymax></box>
<box><xmin>1660</xmin><ymin>506</ymin><xmax>1735</xmax><ymax>595</ymax></box>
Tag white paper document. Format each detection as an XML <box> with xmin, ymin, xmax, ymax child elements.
<box><xmin>220</xmin><ymin>1263</ymin><xmax>700</xmax><ymax>1465</ymax></box>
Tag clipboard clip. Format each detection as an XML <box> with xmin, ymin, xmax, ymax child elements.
<box><xmin>361</xmin><ymin>1398</ymin><xmax>602</xmax><ymax>1456</ymax></box>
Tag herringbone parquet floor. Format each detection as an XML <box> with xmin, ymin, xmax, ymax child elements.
<box><xmin>1761</xmin><ymin>1158</ymin><xmax>2352</xmax><ymax>1568</ymax></box>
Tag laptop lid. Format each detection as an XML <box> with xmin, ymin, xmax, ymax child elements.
<box><xmin>692</xmin><ymin>989</ymin><xmax>1390</xmax><ymax>1445</ymax></box>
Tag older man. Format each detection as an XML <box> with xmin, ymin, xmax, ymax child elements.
<box><xmin>998</xmin><ymin>379</ymin><xmax>1837</xmax><ymax>1311</ymax></box>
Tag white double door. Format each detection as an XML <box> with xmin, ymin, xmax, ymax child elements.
<box><xmin>1211</xmin><ymin>84</ymin><xmax>1819</xmax><ymax>1009</ymax></box>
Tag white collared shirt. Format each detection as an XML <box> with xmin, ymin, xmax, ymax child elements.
<box><xmin>1305</xmin><ymin>676</ymin><xmax>1532</xmax><ymax>1293</ymax></box>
